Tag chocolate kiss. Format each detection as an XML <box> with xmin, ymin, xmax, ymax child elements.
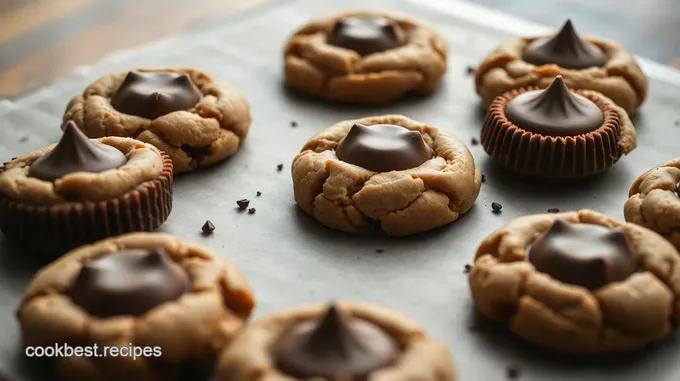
<box><xmin>110</xmin><ymin>71</ymin><xmax>201</xmax><ymax>120</ymax></box>
<box><xmin>504</xmin><ymin>75</ymin><xmax>604</xmax><ymax>136</ymax></box>
<box><xmin>336</xmin><ymin>124</ymin><xmax>433</xmax><ymax>172</ymax></box>
<box><xmin>27</xmin><ymin>121</ymin><xmax>127</xmax><ymax>182</ymax></box>
<box><xmin>523</xmin><ymin>19</ymin><xmax>607</xmax><ymax>70</ymax></box>
<box><xmin>274</xmin><ymin>304</ymin><xmax>397</xmax><ymax>379</ymax></box>
<box><xmin>528</xmin><ymin>219</ymin><xmax>636</xmax><ymax>290</ymax></box>
<box><xmin>70</xmin><ymin>249</ymin><xmax>190</xmax><ymax>318</ymax></box>
<box><xmin>327</xmin><ymin>16</ymin><xmax>403</xmax><ymax>56</ymax></box>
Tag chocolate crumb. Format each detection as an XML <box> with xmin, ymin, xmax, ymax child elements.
<box><xmin>237</xmin><ymin>199</ymin><xmax>250</xmax><ymax>210</ymax></box>
<box><xmin>492</xmin><ymin>202</ymin><xmax>502</xmax><ymax>213</ymax></box>
<box><xmin>19</xmin><ymin>135</ymin><xmax>29</xmax><ymax>142</ymax></box>
<box><xmin>256</xmin><ymin>191</ymin><xmax>262</xmax><ymax>197</ymax></box>
<box><xmin>547</xmin><ymin>208</ymin><xmax>560</xmax><ymax>213</ymax></box>
<box><xmin>201</xmin><ymin>220</ymin><xmax>215</xmax><ymax>234</ymax></box>
<box><xmin>464</xmin><ymin>264</ymin><xmax>472</xmax><ymax>273</ymax></box>
<box><xmin>506</xmin><ymin>365</ymin><xmax>521</xmax><ymax>379</ymax></box>
<box><xmin>248</xmin><ymin>208</ymin><xmax>256</xmax><ymax>214</ymax></box>
<box><xmin>376</xmin><ymin>249</ymin><xmax>385</xmax><ymax>253</ymax></box>
<box><xmin>471</xmin><ymin>137</ymin><xmax>479</xmax><ymax>145</ymax></box>
<box><xmin>277</xmin><ymin>163</ymin><xmax>284</xmax><ymax>171</ymax></box>
<box><xmin>466</xmin><ymin>65</ymin><xmax>475</xmax><ymax>75</ymax></box>
<box><xmin>481</xmin><ymin>174</ymin><xmax>486</xmax><ymax>183</ymax></box>
<box><xmin>291</xmin><ymin>121</ymin><xmax>298</xmax><ymax>127</ymax></box>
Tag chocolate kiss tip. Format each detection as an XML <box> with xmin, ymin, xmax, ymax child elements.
<box><xmin>143</xmin><ymin>250</ymin><xmax>165</xmax><ymax>263</ymax></box>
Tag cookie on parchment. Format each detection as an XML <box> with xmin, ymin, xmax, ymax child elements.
<box><xmin>474</xmin><ymin>19</ymin><xmax>647</xmax><ymax>114</ymax></box>
<box><xmin>292</xmin><ymin>115</ymin><xmax>482</xmax><ymax>237</ymax></box>
<box><xmin>624</xmin><ymin>158</ymin><xmax>680</xmax><ymax>251</ymax></box>
<box><xmin>17</xmin><ymin>232</ymin><xmax>255</xmax><ymax>381</ymax></box>
<box><xmin>64</xmin><ymin>67</ymin><xmax>251</xmax><ymax>173</ymax></box>
<box><xmin>284</xmin><ymin>10</ymin><xmax>447</xmax><ymax>103</ymax></box>
<box><xmin>217</xmin><ymin>302</ymin><xmax>456</xmax><ymax>381</ymax></box>
<box><xmin>468</xmin><ymin>209</ymin><xmax>680</xmax><ymax>353</ymax></box>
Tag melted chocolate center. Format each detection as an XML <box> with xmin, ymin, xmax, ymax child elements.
<box><xmin>71</xmin><ymin>249</ymin><xmax>190</xmax><ymax>318</ymax></box>
<box><xmin>524</xmin><ymin>19</ymin><xmax>607</xmax><ymax>70</ymax></box>
<box><xmin>336</xmin><ymin>124</ymin><xmax>432</xmax><ymax>172</ymax></box>
<box><xmin>110</xmin><ymin>71</ymin><xmax>202</xmax><ymax>119</ymax></box>
<box><xmin>327</xmin><ymin>16</ymin><xmax>403</xmax><ymax>56</ymax></box>
<box><xmin>275</xmin><ymin>305</ymin><xmax>397</xmax><ymax>379</ymax></box>
<box><xmin>504</xmin><ymin>75</ymin><xmax>603</xmax><ymax>136</ymax></box>
<box><xmin>27</xmin><ymin>120</ymin><xmax>127</xmax><ymax>182</ymax></box>
<box><xmin>528</xmin><ymin>220</ymin><xmax>636</xmax><ymax>290</ymax></box>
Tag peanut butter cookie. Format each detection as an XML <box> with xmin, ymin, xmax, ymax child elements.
<box><xmin>468</xmin><ymin>209</ymin><xmax>680</xmax><ymax>353</ymax></box>
<box><xmin>17</xmin><ymin>232</ymin><xmax>255</xmax><ymax>381</ymax></box>
<box><xmin>474</xmin><ymin>19</ymin><xmax>647</xmax><ymax>114</ymax></box>
<box><xmin>624</xmin><ymin>158</ymin><xmax>680</xmax><ymax>251</ymax></box>
<box><xmin>0</xmin><ymin>121</ymin><xmax>172</xmax><ymax>255</ymax></box>
<box><xmin>284</xmin><ymin>10</ymin><xmax>446</xmax><ymax>103</ymax></box>
<box><xmin>292</xmin><ymin>115</ymin><xmax>482</xmax><ymax>237</ymax></box>
<box><xmin>64</xmin><ymin>67</ymin><xmax>251</xmax><ymax>173</ymax></box>
<box><xmin>217</xmin><ymin>302</ymin><xmax>456</xmax><ymax>381</ymax></box>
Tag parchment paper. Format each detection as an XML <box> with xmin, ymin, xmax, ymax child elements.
<box><xmin>1</xmin><ymin>0</ymin><xmax>679</xmax><ymax>380</ymax></box>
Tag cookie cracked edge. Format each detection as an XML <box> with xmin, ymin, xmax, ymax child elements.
<box><xmin>63</xmin><ymin>67</ymin><xmax>251</xmax><ymax>174</ymax></box>
<box><xmin>16</xmin><ymin>232</ymin><xmax>255</xmax><ymax>381</ymax></box>
<box><xmin>624</xmin><ymin>158</ymin><xmax>680</xmax><ymax>251</ymax></box>
<box><xmin>468</xmin><ymin>209</ymin><xmax>680</xmax><ymax>353</ymax></box>
<box><xmin>291</xmin><ymin>114</ymin><xmax>482</xmax><ymax>237</ymax></box>
<box><xmin>284</xmin><ymin>10</ymin><xmax>447</xmax><ymax>104</ymax></box>
<box><xmin>216</xmin><ymin>301</ymin><xmax>456</xmax><ymax>381</ymax></box>
<box><xmin>473</xmin><ymin>36</ymin><xmax>647</xmax><ymax>114</ymax></box>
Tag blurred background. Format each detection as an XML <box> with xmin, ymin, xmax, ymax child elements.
<box><xmin>0</xmin><ymin>0</ymin><xmax>678</xmax><ymax>99</ymax></box>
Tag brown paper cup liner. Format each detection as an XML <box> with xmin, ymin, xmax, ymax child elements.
<box><xmin>481</xmin><ymin>88</ymin><xmax>621</xmax><ymax>181</ymax></box>
<box><xmin>0</xmin><ymin>153</ymin><xmax>173</xmax><ymax>255</ymax></box>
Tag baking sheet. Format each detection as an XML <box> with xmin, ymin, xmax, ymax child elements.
<box><xmin>1</xmin><ymin>0</ymin><xmax>680</xmax><ymax>380</ymax></box>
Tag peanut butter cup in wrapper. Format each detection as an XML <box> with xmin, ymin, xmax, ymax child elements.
<box><xmin>0</xmin><ymin>121</ymin><xmax>173</xmax><ymax>255</ymax></box>
<box><xmin>480</xmin><ymin>76</ymin><xmax>636</xmax><ymax>181</ymax></box>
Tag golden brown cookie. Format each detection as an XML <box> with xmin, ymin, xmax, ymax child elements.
<box><xmin>64</xmin><ymin>67</ymin><xmax>251</xmax><ymax>173</ymax></box>
<box><xmin>481</xmin><ymin>76</ymin><xmax>636</xmax><ymax>181</ymax></box>
<box><xmin>284</xmin><ymin>10</ymin><xmax>446</xmax><ymax>103</ymax></box>
<box><xmin>292</xmin><ymin>115</ymin><xmax>482</xmax><ymax>237</ymax></box>
<box><xmin>468</xmin><ymin>209</ymin><xmax>680</xmax><ymax>353</ymax></box>
<box><xmin>624</xmin><ymin>158</ymin><xmax>680</xmax><ymax>250</ymax></box>
<box><xmin>216</xmin><ymin>302</ymin><xmax>456</xmax><ymax>381</ymax></box>
<box><xmin>17</xmin><ymin>232</ymin><xmax>255</xmax><ymax>381</ymax></box>
<box><xmin>474</xmin><ymin>20</ymin><xmax>647</xmax><ymax>114</ymax></box>
<box><xmin>0</xmin><ymin>122</ymin><xmax>173</xmax><ymax>254</ymax></box>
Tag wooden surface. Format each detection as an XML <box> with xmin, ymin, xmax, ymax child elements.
<box><xmin>0</xmin><ymin>0</ymin><xmax>678</xmax><ymax>99</ymax></box>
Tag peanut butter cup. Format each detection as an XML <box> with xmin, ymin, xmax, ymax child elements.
<box><xmin>275</xmin><ymin>304</ymin><xmax>397</xmax><ymax>379</ymax></box>
<box><xmin>523</xmin><ymin>20</ymin><xmax>607</xmax><ymax>70</ymax></box>
<box><xmin>481</xmin><ymin>75</ymin><xmax>636</xmax><ymax>181</ymax></box>
<box><xmin>71</xmin><ymin>249</ymin><xmax>189</xmax><ymax>318</ymax></box>
<box><xmin>0</xmin><ymin>123</ymin><xmax>173</xmax><ymax>255</ymax></box>
<box><xmin>111</xmin><ymin>72</ymin><xmax>202</xmax><ymax>120</ymax></box>
<box><xmin>17</xmin><ymin>233</ymin><xmax>255</xmax><ymax>381</ymax></box>
<box><xmin>336</xmin><ymin>123</ymin><xmax>432</xmax><ymax>172</ymax></box>
<box><xmin>327</xmin><ymin>16</ymin><xmax>405</xmax><ymax>56</ymax></box>
<box><xmin>528</xmin><ymin>220</ymin><xmax>636</xmax><ymax>290</ymax></box>
<box><xmin>217</xmin><ymin>302</ymin><xmax>457</xmax><ymax>381</ymax></box>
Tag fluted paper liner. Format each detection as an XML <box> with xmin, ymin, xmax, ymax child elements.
<box><xmin>0</xmin><ymin>153</ymin><xmax>173</xmax><ymax>255</ymax></box>
<box><xmin>481</xmin><ymin>87</ymin><xmax>621</xmax><ymax>180</ymax></box>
